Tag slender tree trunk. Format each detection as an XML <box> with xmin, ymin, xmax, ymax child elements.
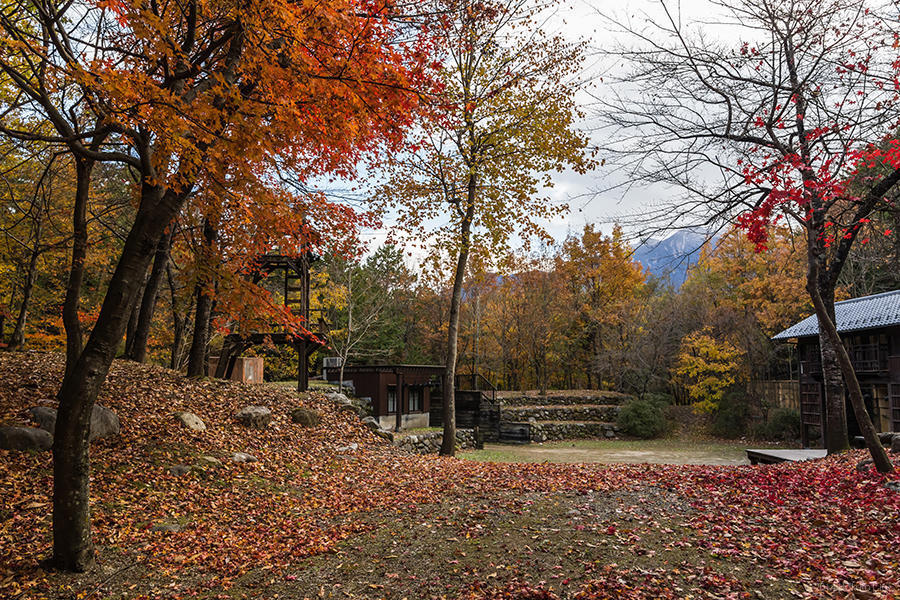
<box><xmin>440</xmin><ymin>179</ymin><xmax>476</xmax><ymax>457</ymax></box>
<box><xmin>9</xmin><ymin>227</ymin><xmax>42</xmax><ymax>350</ymax></box>
<box><xmin>128</xmin><ymin>224</ymin><xmax>176</xmax><ymax>362</ymax></box>
<box><xmin>63</xmin><ymin>158</ymin><xmax>93</xmax><ymax>378</ymax></box>
<box><xmin>807</xmin><ymin>263</ymin><xmax>892</xmax><ymax>473</ymax></box>
<box><xmin>124</xmin><ymin>286</ymin><xmax>143</xmax><ymax>356</ymax></box>
<box><xmin>338</xmin><ymin>268</ymin><xmax>353</xmax><ymax>388</ymax></box>
<box><xmin>167</xmin><ymin>263</ymin><xmax>187</xmax><ymax>370</ymax></box>
<box><xmin>187</xmin><ymin>218</ymin><xmax>217</xmax><ymax>377</ymax></box>
<box><xmin>53</xmin><ymin>183</ymin><xmax>183</xmax><ymax>571</ymax></box>
<box><xmin>187</xmin><ymin>282</ymin><xmax>213</xmax><ymax>376</ymax></box>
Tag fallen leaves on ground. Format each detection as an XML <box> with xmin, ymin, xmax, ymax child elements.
<box><xmin>0</xmin><ymin>352</ymin><xmax>898</xmax><ymax>599</ymax></box>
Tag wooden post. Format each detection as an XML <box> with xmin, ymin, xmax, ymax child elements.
<box><xmin>297</xmin><ymin>339</ymin><xmax>308</xmax><ymax>393</ymax></box>
<box><xmin>395</xmin><ymin>370</ymin><xmax>404</xmax><ymax>432</ymax></box>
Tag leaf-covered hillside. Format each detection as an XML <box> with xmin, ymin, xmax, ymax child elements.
<box><xmin>1</xmin><ymin>352</ymin><xmax>899</xmax><ymax>599</ymax></box>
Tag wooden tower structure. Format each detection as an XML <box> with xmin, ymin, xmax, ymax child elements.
<box><xmin>214</xmin><ymin>253</ymin><xmax>327</xmax><ymax>392</ymax></box>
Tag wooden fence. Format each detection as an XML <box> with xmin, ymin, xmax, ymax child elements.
<box><xmin>748</xmin><ymin>380</ymin><xmax>800</xmax><ymax>412</ymax></box>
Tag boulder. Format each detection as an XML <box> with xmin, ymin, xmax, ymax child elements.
<box><xmin>235</xmin><ymin>406</ymin><xmax>272</xmax><ymax>429</ymax></box>
<box><xmin>151</xmin><ymin>522</ymin><xmax>184</xmax><ymax>533</ymax></box>
<box><xmin>290</xmin><ymin>408</ymin><xmax>321</xmax><ymax>427</ymax></box>
<box><xmin>0</xmin><ymin>426</ymin><xmax>52</xmax><ymax>451</ymax></box>
<box><xmin>374</xmin><ymin>429</ymin><xmax>394</xmax><ymax>442</ymax></box>
<box><xmin>231</xmin><ymin>452</ymin><xmax>258</xmax><ymax>463</ymax></box>
<box><xmin>166</xmin><ymin>464</ymin><xmax>192</xmax><ymax>477</ymax></box>
<box><xmin>29</xmin><ymin>406</ymin><xmax>57</xmax><ymax>434</ymax></box>
<box><xmin>892</xmin><ymin>436</ymin><xmax>900</xmax><ymax>454</ymax></box>
<box><xmin>173</xmin><ymin>411</ymin><xmax>206</xmax><ymax>432</ymax></box>
<box><xmin>27</xmin><ymin>405</ymin><xmax>119</xmax><ymax>440</ymax></box>
<box><xmin>338</xmin><ymin>403</ymin><xmax>364</xmax><ymax>416</ymax></box>
<box><xmin>325</xmin><ymin>392</ymin><xmax>351</xmax><ymax>404</ymax></box>
<box><xmin>886</xmin><ymin>481</ymin><xmax>900</xmax><ymax>493</ymax></box>
<box><xmin>361</xmin><ymin>416</ymin><xmax>381</xmax><ymax>431</ymax></box>
<box><xmin>89</xmin><ymin>405</ymin><xmax>120</xmax><ymax>440</ymax></box>
<box><xmin>196</xmin><ymin>455</ymin><xmax>222</xmax><ymax>468</ymax></box>
<box><xmin>856</xmin><ymin>459</ymin><xmax>875</xmax><ymax>473</ymax></box>
<box><xmin>335</xmin><ymin>443</ymin><xmax>359</xmax><ymax>453</ymax></box>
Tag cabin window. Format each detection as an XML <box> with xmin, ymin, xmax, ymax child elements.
<box><xmin>409</xmin><ymin>387</ymin><xmax>423</xmax><ymax>412</ymax></box>
<box><xmin>387</xmin><ymin>387</ymin><xmax>397</xmax><ymax>414</ymax></box>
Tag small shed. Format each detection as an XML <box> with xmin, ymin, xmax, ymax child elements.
<box><xmin>772</xmin><ymin>289</ymin><xmax>900</xmax><ymax>446</ymax></box>
<box><xmin>326</xmin><ymin>365</ymin><xmax>444</xmax><ymax>430</ymax></box>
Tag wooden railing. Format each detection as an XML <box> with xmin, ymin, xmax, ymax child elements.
<box><xmin>801</xmin><ymin>343</ymin><xmax>890</xmax><ymax>375</ymax></box>
<box><xmin>850</xmin><ymin>343</ymin><xmax>889</xmax><ymax>372</ymax></box>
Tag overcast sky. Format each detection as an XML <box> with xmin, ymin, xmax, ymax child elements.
<box><xmin>349</xmin><ymin>0</ymin><xmax>731</xmax><ymax>257</ymax></box>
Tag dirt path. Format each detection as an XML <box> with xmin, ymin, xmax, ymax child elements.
<box><xmin>250</xmin><ymin>487</ymin><xmax>792</xmax><ymax>599</ymax></box>
<box><xmin>462</xmin><ymin>441</ymin><xmax>751</xmax><ymax>465</ymax></box>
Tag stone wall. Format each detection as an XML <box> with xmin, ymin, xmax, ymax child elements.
<box><xmin>501</xmin><ymin>405</ymin><xmax>620</xmax><ymax>423</ymax></box>
<box><xmin>376</xmin><ymin>413</ymin><xmax>430</xmax><ymax>431</ymax></box>
<box><xmin>529</xmin><ymin>421</ymin><xmax>619</xmax><ymax>442</ymax></box>
<box><xmin>395</xmin><ymin>429</ymin><xmax>476</xmax><ymax>454</ymax></box>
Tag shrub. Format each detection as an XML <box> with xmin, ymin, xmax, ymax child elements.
<box><xmin>710</xmin><ymin>388</ymin><xmax>750</xmax><ymax>438</ymax></box>
<box><xmin>641</xmin><ymin>392</ymin><xmax>673</xmax><ymax>406</ymax></box>
<box><xmin>617</xmin><ymin>397</ymin><xmax>667</xmax><ymax>439</ymax></box>
<box><xmin>752</xmin><ymin>408</ymin><xmax>801</xmax><ymax>442</ymax></box>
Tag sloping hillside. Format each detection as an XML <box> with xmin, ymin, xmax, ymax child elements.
<box><xmin>1</xmin><ymin>352</ymin><xmax>899</xmax><ymax>600</ymax></box>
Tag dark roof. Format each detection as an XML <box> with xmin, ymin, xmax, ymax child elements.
<box><xmin>772</xmin><ymin>289</ymin><xmax>900</xmax><ymax>340</ymax></box>
<box><xmin>326</xmin><ymin>364</ymin><xmax>445</xmax><ymax>375</ymax></box>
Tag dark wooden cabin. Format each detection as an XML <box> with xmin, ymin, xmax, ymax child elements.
<box><xmin>326</xmin><ymin>365</ymin><xmax>443</xmax><ymax>430</ymax></box>
<box><xmin>772</xmin><ymin>289</ymin><xmax>900</xmax><ymax>447</ymax></box>
<box><xmin>325</xmin><ymin>366</ymin><xmax>500</xmax><ymax>436</ymax></box>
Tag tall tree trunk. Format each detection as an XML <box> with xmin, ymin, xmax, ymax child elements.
<box><xmin>53</xmin><ymin>183</ymin><xmax>184</xmax><ymax>571</ymax></box>
<box><xmin>807</xmin><ymin>261</ymin><xmax>892</xmax><ymax>473</ymax></box>
<box><xmin>187</xmin><ymin>218</ymin><xmax>216</xmax><ymax>377</ymax></box>
<box><xmin>62</xmin><ymin>158</ymin><xmax>93</xmax><ymax>378</ymax></box>
<box><xmin>440</xmin><ymin>178</ymin><xmax>476</xmax><ymax>457</ymax></box>
<box><xmin>128</xmin><ymin>224</ymin><xmax>176</xmax><ymax>362</ymax></box>
<box><xmin>818</xmin><ymin>294</ymin><xmax>848</xmax><ymax>453</ymax></box>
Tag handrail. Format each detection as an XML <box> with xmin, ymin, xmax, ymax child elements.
<box><xmin>455</xmin><ymin>372</ymin><xmax>497</xmax><ymax>392</ymax></box>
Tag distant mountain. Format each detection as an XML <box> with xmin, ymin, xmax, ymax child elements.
<box><xmin>631</xmin><ymin>230</ymin><xmax>713</xmax><ymax>287</ymax></box>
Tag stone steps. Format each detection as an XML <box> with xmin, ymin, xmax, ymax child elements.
<box><xmin>500</xmin><ymin>391</ymin><xmax>632</xmax><ymax>407</ymax></box>
<box><xmin>527</xmin><ymin>420</ymin><xmax>620</xmax><ymax>442</ymax></box>
<box><xmin>501</xmin><ymin>405</ymin><xmax>620</xmax><ymax>423</ymax></box>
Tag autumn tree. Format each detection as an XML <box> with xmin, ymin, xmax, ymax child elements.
<box><xmin>322</xmin><ymin>245</ymin><xmax>417</xmax><ymax>386</ymax></box>
<box><xmin>601</xmin><ymin>0</ymin><xmax>900</xmax><ymax>471</ymax></box>
<box><xmin>0</xmin><ymin>0</ymin><xmax>426</xmax><ymax>570</ymax></box>
<box><xmin>673</xmin><ymin>327</ymin><xmax>746</xmax><ymax>413</ymax></box>
<box><xmin>376</xmin><ymin>0</ymin><xmax>591</xmax><ymax>455</ymax></box>
<box><xmin>679</xmin><ymin>226</ymin><xmax>813</xmax><ymax>383</ymax></box>
<box><xmin>555</xmin><ymin>225</ymin><xmax>645</xmax><ymax>390</ymax></box>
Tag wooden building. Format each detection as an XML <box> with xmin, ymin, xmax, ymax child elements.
<box><xmin>325</xmin><ymin>366</ymin><xmax>501</xmax><ymax>436</ymax></box>
<box><xmin>326</xmin><ymin>365</ymin><xmax>444</xmax><ymax>430</ymax></box>
<box><xmin>773</xmin><ymin>290</ymin><xmax>900</xmax><ymax>447</ymax></box>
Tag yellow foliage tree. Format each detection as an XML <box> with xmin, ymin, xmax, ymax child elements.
<box><xmin>673</xmin><ymin>328</ymin><xmax>746</xmax><ymax>414</ymax></box>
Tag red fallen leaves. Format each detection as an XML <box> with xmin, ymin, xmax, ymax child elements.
<box><xmin>1</xmin><ymin>352</ymin><xmax>900</xmax><ymax>599</ymax></box>
<box><xmin>458</xmin><ymin>566</ymin><xmax>753</xmax><ymax>600</ymax></box>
